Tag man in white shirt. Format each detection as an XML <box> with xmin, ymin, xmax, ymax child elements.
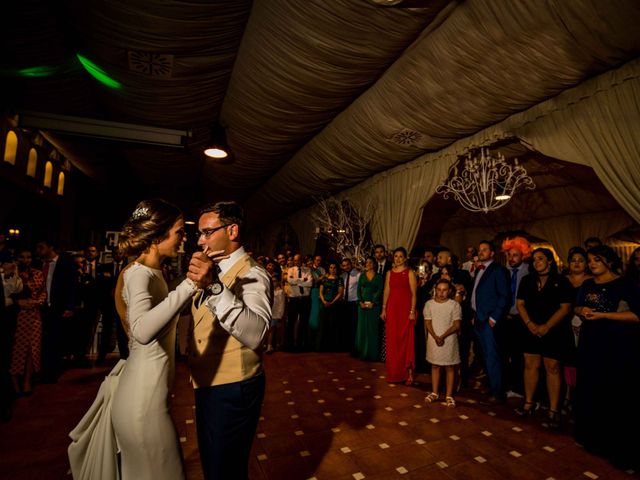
<box><xmin>340</xmin><ymin>258</ymin><xmax>361</xmax><ymax>353</ymax></box>
<box><xmin>285</xmin><ymin>253</ymin><xmax>313</xmax><ymax>351</ymax></box>
<box><xmin>1</xmin><ymin>260</ymin><xmax>23</xmax><ymax>309</ymax></box>
<box><xmin>461</xmin><ymin>246</ymin><xmax>478</xmax><ymax>277</ymax></box>
<box><xmin>423</xmin><ymin>247</ymin><xmax>439</xmax><ymax>277</ymax></box>
<box><xmin>187</xmin><ymin>201</ymin><xmax>272</xmax><ymax>480</ymax></box>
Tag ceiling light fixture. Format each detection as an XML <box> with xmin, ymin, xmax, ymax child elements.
<box><xmin>204</xmin><ymin>124</ymin><xmax>233</xmax><ymax>162</ymax></box>
<box><xmin>204</xmin><ymin>146</ymin><xmax>227</xmax><ymax>159</ymax></box>
<box><xmin>436</xmin><ymin>148</ymin><xmax>535</xmax><ymax>213</ymax></box>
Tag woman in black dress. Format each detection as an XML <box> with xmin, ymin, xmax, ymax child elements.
<box><xmin>574</xmin><ymin>246</ymin><xmax>640</xmax><ymax>470</ymax></box>
<box><xmin>562</xmin><ymin>247</ymin><xmax>592</xmax><ymax>408</ymax></box>
<box><xmin>515</xmin><ymin>248</ymin><xmax>573</xmax><ymax>428</ymax></box>
<box><xmin>316</xmin><ymin>262</ymin><xmax>344</xmax><ymax>351</ymax></box>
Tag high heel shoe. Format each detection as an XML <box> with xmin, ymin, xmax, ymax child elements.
<box><xmin>514</xmin><ymin>401</ymin><xmax>536</xmax><ymax>417</ymax></box>
<box><xmin>547</xmin><ymin>410</ymin><xmax>561</xmax><ymax>430</ymax></box>
<box><xmin>405</xmin><ymin>371</ymin><xmax>414</xmax><ymax>386</ymax></box>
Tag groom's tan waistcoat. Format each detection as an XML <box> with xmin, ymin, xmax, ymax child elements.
<box><xmin>188</xmin><ymin>254</ymin><xmax>262</xmax><ymax>388</ymax></box>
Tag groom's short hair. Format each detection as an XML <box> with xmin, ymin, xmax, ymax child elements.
<box><xmin>200</xmin><ymin>201</ymin><xmax>245</xmax><ymax>230</ymax></box>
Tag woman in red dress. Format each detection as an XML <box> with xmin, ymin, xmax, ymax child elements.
<box><xmin>10</xmin><ymin>249</ymin><xmax>47</xmax><ymax>395</ymax></box>
<box><xmin>381</xmin><ymin>247</ymin><xmax>418</xmax><ymax>384</ymax></box>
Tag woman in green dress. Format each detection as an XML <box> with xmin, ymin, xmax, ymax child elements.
<box><xmin>356</xmin><ymin>256</ymin><xmax>383</xmax><ymax>361</ymax></box>
<box><xmin>307</xmin><ymin>255</ymin><xmax>326</xmax><ymax>350</ymax></box>
<box><xmin>317</xmin><ymin>262</ymin><xmax>344</xmax><ymax>351</ymax></box>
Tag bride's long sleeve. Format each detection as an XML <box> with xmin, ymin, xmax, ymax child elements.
<box><xmin>126</xmin><ymin>267</ymin><xmax>197</xmax><ymax>345</ymax></box>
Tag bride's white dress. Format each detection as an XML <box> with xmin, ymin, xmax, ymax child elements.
<box><xmin>110</xmin><ymin>263</ymin><xmax>196</xmax><ymax>480</ymax></box>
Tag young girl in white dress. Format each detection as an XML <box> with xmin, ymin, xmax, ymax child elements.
<box><xmin>110</xmin><ymin>199</ymin><xmax>203</xmax><ymax>479</ymax></box>
<box><xmin>423</xmin><ymin>278</ymin><xmax>461</xmax><ymax>407</ymax></box>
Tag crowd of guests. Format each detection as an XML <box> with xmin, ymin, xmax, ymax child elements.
<box><xmin>2</xmin><ymin>231</ymin><xmax>639</xmax><ymax>470</ymax></box>
<box><xmin>0</xmin><ymin>235</ymin><xmax>129</xmax><ymax>416</ymax></box>
<box><xmin>255</xmin><ymin>237</ymin><xmax>640</xmax><ymax>470</ymax></box>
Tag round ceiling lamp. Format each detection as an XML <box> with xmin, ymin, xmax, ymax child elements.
<box><xmin>203</xmin><ymin>124</ymin><xmax>233</xmax><ymax>162</ymax></box>
<box><xmin>204</xmin><ymin>146</ymin><xmax>228</xmax><ymax>159</ymax></box>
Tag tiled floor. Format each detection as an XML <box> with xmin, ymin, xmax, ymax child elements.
<box><xmin>0</xmin><ymin>352</ymin><xmax>637</xmax><ymax>480</ymax></box>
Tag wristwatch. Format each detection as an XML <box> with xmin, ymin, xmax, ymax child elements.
<box><xmin>205</xmin><ymin>279</ymin><xmax>224</xmax><ymax>296</ymax></box>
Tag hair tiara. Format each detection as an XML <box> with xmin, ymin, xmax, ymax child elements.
<box><xmin>131</xmin><ymin>206</ymin><xmax>150</xmax><ymax>220</ymax></box>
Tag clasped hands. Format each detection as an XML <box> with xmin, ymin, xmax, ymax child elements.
<box><xmin>187</xmin><ymin>248</ymin><xmax>229</xmax><ymax>289</ymax></box>
<box><xmin>578</xmin><ymin>307</ymin><xmax>602</xmax><ymax>321</ymax></box>
<box><xmin>379</xmin><ymin>310</ymin><xmax>416</xmax><ymax>324</ymax></box>
<box><xmin>527</xmin><ymin>322</ymin><xmax>550</xmax><ymax>337</ymax></box>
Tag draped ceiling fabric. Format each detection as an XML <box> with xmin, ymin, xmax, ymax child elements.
<box><xmin>288</xmin><ymin>208</ymin><xmax>319</xmax><ymax>258</ymax></box>
<box><xmin>347</xmin><ymin>155</ymin><xmax>455</xmax><ymax>252</ymax></box>
<box><xmin>517</xmin><ymin>64</ymin><xmax>640</xmax><ymax>223</ymax></box>
<box><xmin>504</xmin><ymin>61</ymin><xmax>640</xmax><ymax>256</ymax></box>
<box><xmin>215</xmin><ymin>0</ymin><xmax>447</xmax><ymax>199</ymax></box>
<box><xmin>67</xmin><ymin>0</ymin><xmax>254</xmax><ymax>206</ymax></box>
<box><xmin>5</xmin><ymin>0</ymin><xmax>640</xmax><ymax>245</ymax></box>
<box><xmin>291</xmin><ymin>57</ymin><xmax>639</xmax><ymax>256</ymax></box>
<box><xmin>244</xmin><ymin>0</ymin><xmax>640</xmax><ymax>226</ymax></box>
<box><xmin>436</xmin><ymin>58</ymin><xmax>640</xmax><ymax>256</ymax></box>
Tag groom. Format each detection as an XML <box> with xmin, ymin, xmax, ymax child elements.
<box><xmin>187</xmin><ymin>201</ymin><xmax>272</xmax><ymax>480</ymax></box>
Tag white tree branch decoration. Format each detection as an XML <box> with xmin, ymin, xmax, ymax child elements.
<box><xmin>312</xmin><ymin>197</ymin><xmax>375</xmax><ymax>268</ymax></box>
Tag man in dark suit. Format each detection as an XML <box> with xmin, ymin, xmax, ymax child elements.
<box><xmin>501</xmin><ymin>236</ymin><xmax>531</xmax><ymax>397</ymax></box>
<box><xmin>373</xmin><ymin>245</ymin><xmax>392</xmax><ymax>277</ymax></box>
<box><xmin>36</xmin><ymin>240</ymin><xmax>78</xmax><ymax>382</ymax></box>
<box><xmin>470</xmin><ymin>240</ymin><xmax>510</xmax><ymax>404</ymax></box>
<box><xmin>374</xmin><ymin>245</ymin><xmax>392</xmax><ymax>360</ymax></box>
<box><xmin>74</xmin><ymin>244</ymin><xmax>102</xmax><ymax>367</ymax></box>
<box><xmin>97</xmin><ymin>246</ymin><xmax>129</xmax><ymax>363</ymax></box>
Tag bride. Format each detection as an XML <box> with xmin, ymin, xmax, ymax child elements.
<box><xmin>70</xmin><ymin>199</ymin><xmax>202</xmax><ymax>479</ymax></box>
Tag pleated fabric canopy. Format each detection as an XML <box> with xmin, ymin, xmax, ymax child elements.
<box><xmin>7</xmin><ymin>0</ymin><xmax>640</xmax><ymax>233</ymax></box>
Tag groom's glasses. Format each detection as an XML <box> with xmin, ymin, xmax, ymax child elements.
<box><xmin>198</xmin><ymin>224</ymin><xmax>231</xmax><ymax>239</ymax></box>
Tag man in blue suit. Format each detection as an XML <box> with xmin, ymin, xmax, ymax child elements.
<box><xmin>470</xmin><ymin>240</ymin><xmax>510</xmax><ymax>404</ymax></box>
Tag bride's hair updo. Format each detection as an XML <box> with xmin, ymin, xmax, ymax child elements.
<box><xmin>118</xmin><ymin>199</ymin><xmax>183</xmax><ymax>257</ymax></box>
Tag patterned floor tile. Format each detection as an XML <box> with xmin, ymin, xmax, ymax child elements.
<box><xmin>4</xmin><ymin>352</ymin><xmax>639</xmax><ymax>480</ymax></box>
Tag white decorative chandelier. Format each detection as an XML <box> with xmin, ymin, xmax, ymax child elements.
<box><xmin>436</xmin><ymin>148</ymin><xmax>535</xmax><ymax>213</ymax></box>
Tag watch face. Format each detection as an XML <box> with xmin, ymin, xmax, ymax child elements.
<box><xmin>210</xmin><ymin>281</ymin><xmax>223</xmax><ymax>295</ymax></box>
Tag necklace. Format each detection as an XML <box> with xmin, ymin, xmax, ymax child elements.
<box><xmin>537</xmin><ymin>275</ymin><xmax>548</xmax><ymax>291</ymax></box>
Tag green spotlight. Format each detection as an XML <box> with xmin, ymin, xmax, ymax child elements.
<box><xmin>76</xmin><ymin>53</ymin><xmax>122</xmax><ymax>89</ymax></box>
<box><xmin>17</xmin><ymin>65</ymin><xmax>59</xmax><ymax>77</ymax></box>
